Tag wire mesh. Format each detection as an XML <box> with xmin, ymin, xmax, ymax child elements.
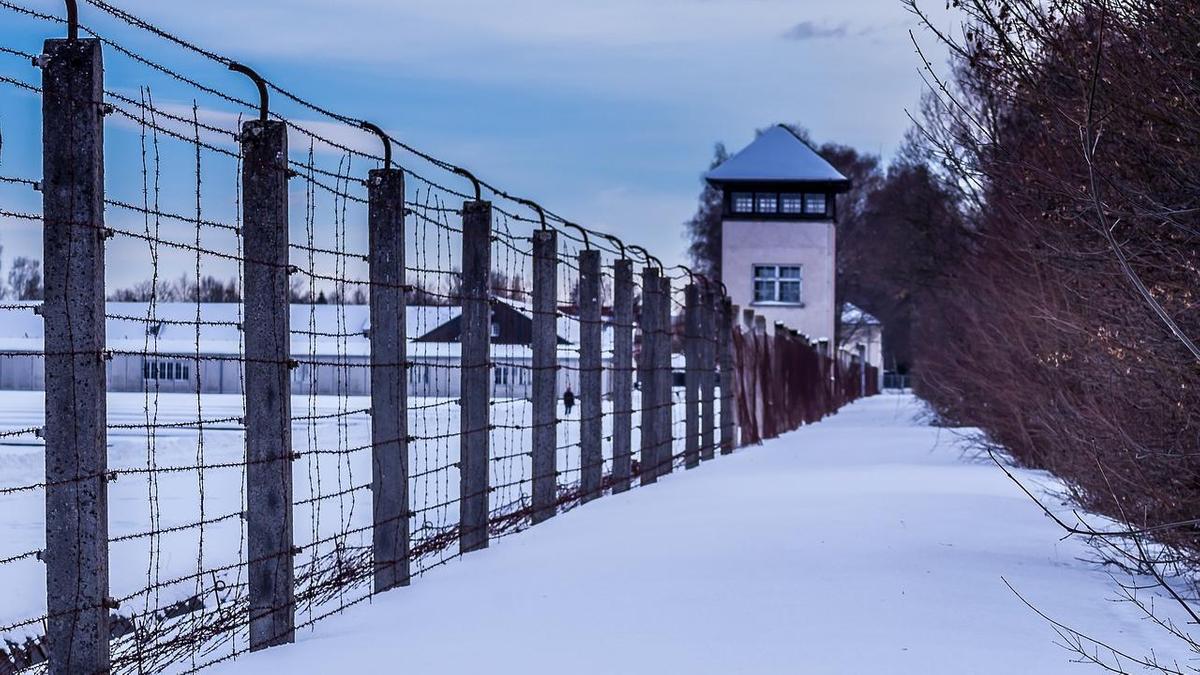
<box><xmin>0</xmin><ymin>2</ymin><xmax>876</xmax><ymax>672</ymax></box>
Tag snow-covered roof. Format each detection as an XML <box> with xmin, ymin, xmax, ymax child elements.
<box><xmin>840</xmin><ymin>303</ymin><xmax>881</xmax><ymax>326</ymax></box>
<box><xmin>706</xmin><ymin>125</ymin><xmax>850</xmax><ymax>186</ymax></box>
<box><xmin>0</xmin><ymin>302</ymin><xmax>457</xmax><ymax>357</ymax></box>
<box><xmin>0</xmin><ymin>300</ymin><xmax>618</xmax><ymax>358</ymax></box>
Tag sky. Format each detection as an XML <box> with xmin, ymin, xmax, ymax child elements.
<box><xmin>0</xmin><ymin>0</ymin><xmax>957</xmax><ymax>291</ymax></box>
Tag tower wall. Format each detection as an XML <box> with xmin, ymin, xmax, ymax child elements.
<box><xmin>721</xmin><ymin>218</ymin><xmax>836</xmax><ymax>342</ymax></box>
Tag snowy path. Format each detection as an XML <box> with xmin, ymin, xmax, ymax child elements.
<box><xmin>209</xmin><ymin>394</ymin><xmax>1185</xmax><ymax>674</ymax></box>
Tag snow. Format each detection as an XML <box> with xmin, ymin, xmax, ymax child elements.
<box><xmin>201</xmin><ymin>394</ymin><xmax>1189</xmax><ymax>674</ymax></box>
<box><xmin>0</xmin><ymin>302</ymin><xmax>458</xmax><ymax>356</ymax></box>
<box><xmin>0</xmin><ymin>386</ymin><xmax>696</xmax><ymax>661</ymax></box>
<box><xmin>705</xmin><ymin>125</ymin><xmax>849</xmax><ymax>184</ymax></box>
<box><xmin>840</xmin><ymin>302</ymin><xmax>881</xmax><ymax>326</ymax></box>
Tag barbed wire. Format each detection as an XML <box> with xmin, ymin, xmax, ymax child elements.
<box><xmin>0</xmin><ymin>2</ymin><xmax>879</xmax><ymax>672</ymax></box>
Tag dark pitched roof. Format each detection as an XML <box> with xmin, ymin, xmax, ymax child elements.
<box><xmin>414</xmin><ymin>301</ymin><xmax>570</xmax><ymax>345</ymax></box>
<box><xmin>705</xmin><ymin>125</ymin><xmax>850</xmax><ymax>187</ymax></box>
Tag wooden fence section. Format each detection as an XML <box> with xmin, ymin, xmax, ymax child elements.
<box><xmin>730</xmin><ymin>308</ymin><xmax>880</xmax><ymax>446</ymax></box>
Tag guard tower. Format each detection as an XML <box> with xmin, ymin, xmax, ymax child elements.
<box><xmin>705</xmin><ymin>125</ymin><xmax>851</xmax><ymax>343</ymax></box>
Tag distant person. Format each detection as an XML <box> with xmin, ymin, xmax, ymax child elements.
<box><xmin>563</xmin><ymin>386</ymin><xmax>576</xmax><ymax>415</ymax></box>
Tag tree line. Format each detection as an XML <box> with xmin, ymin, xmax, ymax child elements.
<box><xmin>0</xmin><ymin>245</ymin><xmax>45</xmax><ymax>301</ymax></box>
<box><xmin>910</xmin><ymin>3</ymin><xmax>1200</xmax><ymax>665</ymax></box>
<box><xmin>105</xmin><ymin>270</ymin><xmax>535</xmax><ymax>307</ymax></box>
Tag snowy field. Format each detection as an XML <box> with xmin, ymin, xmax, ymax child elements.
<box><xmin>194</xmin><ymin>393</ymin><xmax>1192</xmax><ymax>674</ymax></box>
<box><xmin>0</xmin><ymin>388</ymin><xmax>694</xmax><ymax>669</ymax></box>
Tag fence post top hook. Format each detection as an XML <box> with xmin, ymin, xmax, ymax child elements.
<box><xmin>513</xmin><ymin>197</ymin><xmax>548</xmax><ymax>231</ymax></box>
<box><xmin>627</xmin><ymin>245</ymin><xmax>662</xmax><ymax>274</ymax></box>
<box><xmin>359</xmin><ymin>121</ymin><xmax>392</xmax><ymax>169</ymax></box>
<box><xmin>65</xmin><ymin>0</ymin><xmax>78</xmax><ymax>41</ymax></box>
<box><xmin>693</xmin><ymin>272</ymin><xmax>720</xmax><ymax>296</ymax></box>
<box><xmin>453</xmin><ymin>167</ymin><xmax>482</xmax><ymax>201</ymax></box>
<box><xmin>647</xmin><ymin>254</ymin><xmax>664</xmax><ymax>274</ymax></box>
<box><xmin>603</xmin><ymin>234</ymin><xmax>626</xmax><ymax>260</ymax></box>
<box><xmin>627</xmin><ymin>244</ymin><xmax>649</xmax><ymax>266</ymax></box>
<box><xmin>228</xmin><ymin>61</ymin><xmax>269</xmax><ymax>123</ymax></box>
<box><xmin>563</xmin><ymin>222</ymin><xmax>591</xmax><ymax>250</ymax></box>
<box><xmin>672</xmin><ymin>265</ymin><xmax>695</xmax><ymax>286</ymax></box>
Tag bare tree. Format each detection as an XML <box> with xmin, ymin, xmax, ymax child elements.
<box><xmin>903</xmin><ymin>0</ymin><xmax>1200</xmax><ymax>668</ymax></box>
<box><xmin>684</xmin><ymin>143</ymin><xmax>728</xmax><ymax>282</ymax></box>
<box><xmin>7</xmin><ymin>256</ymin><xmax>42</xmax><ymax>300</ymax></box>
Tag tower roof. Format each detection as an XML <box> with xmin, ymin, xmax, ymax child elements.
<box><xmin>705</xmin><ymin>125</ymin><xmax>850</xmax><ymax>188</ymax></box>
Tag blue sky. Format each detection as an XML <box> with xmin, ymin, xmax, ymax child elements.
<box><xmin>0</xmin><ymin>0</ymin><xmax>954</xmax><ymax>290</ymax></box>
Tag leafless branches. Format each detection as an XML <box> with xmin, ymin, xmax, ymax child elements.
<box><xmin>902</xmin><ymin>0</ymin><xmax>1200</xmax><ymax>667</ymax></box>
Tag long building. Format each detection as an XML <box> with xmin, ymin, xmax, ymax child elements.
<box><xmin>0</xmin><ymin>300</ymin><xmax>616</xmax><ymax>398</ymax></box>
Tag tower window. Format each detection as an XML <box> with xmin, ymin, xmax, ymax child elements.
<box><xmin>804</xmin><ymin>193</ymin><xmax>827</xmax><ymax>215</ymax></box>
<box><xmin>780</xmin><ymin>194</ymin><xmax>803</xmax><ymax>214</ymax></box>
<box><xmin>732</xmin><ymin>193</ymin><xmax>754</xmax><ymax>213</ymax></box>
<box><xmin>753</xmin><ymin>265</ymin><xmax>802</xmax><ymax>304</ymax></box>
<box><xmin>755</xmin><ymin>193</ymin><xmax>778</xmax><ymax>214</ymax></box>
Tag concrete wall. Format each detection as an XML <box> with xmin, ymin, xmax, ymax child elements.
<box><xmin>721</xmin><ymin>218</ymin><xmax>836</xmax><ymax>342</ymax></box>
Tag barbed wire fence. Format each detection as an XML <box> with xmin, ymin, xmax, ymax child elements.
<box><xmin>0</xmin><ymin>2</ymin><xmax>878</xmax><ymax>673</ymax></box>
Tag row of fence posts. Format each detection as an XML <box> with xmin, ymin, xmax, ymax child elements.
<box><xmin>730</xmin><ymin>306</ymin><xmax>879</xmax><ymax>447</ymax></box>
<box><xmin>36</xmin><ymin>34</ymin><xmax>742</xmax><ymax>674</ymax></box>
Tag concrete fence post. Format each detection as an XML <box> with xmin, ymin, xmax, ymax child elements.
<box><xmin>657</xmin><ymin>275</ymin><xmax>673</xmax><ymax>477</ymax></box>
<box><xmin>738</xmin><ymin>309</ymin><xmax>758</xmax><ymax>447</ymax></box>
<box><xmin>683</xmin><ymin>283</ymin><xmax>700</xmax><ymax>469</ymax></box>
<box><xmin>719</xmin><ymin>299</ymin><xmax>736</xmax><ymax>455</ymax></box>
<box><xmin>699</xmin><ymin>286</ymin><xmax>716</xmax><ymax>461</ymax></box>
<box><xmin>578</xmin><ymin>249</ymin><xmax>603</xmax><ymax>502</ymax></box>
<box><xmin>41</xmin><ymin>35</ymin><xmax>109</xmax><ymax>674</ymax></box>
<box><xmin>460</xmin><ymin>201</ymin><xmax>492</xmax><ymax>552</ymax></box>
<box><xmin>367</xmin><ymin>168</ymin><xmax>409</xmax><ymax>590</ymax></box>
<box><xmin>610</xmin><ymin>259</ymin><xmax>634</xmax><ymax>493</ymax></box>
<box><xmin>638</xmin><ymin>266</ymin><xmax>660</xmax><ymax>486</ymax></box>
<box><xmin>531</xmin><ymin>228</ymin><xmax>558</xmax><ymax>523</ymax></box>
<box><xmin>753</xmin><ymin>315</ymin><xmax>768</xmax><ymax>442</ymax></box>
<box><xmin>858</xmin><ymin>344</ymin><xmax>867</xmax><ymax>401</ymax></box>
<box><xmin>241</xmin><ymin>118</ymin><xmax>295</xmax><ymax>650</ymax></box>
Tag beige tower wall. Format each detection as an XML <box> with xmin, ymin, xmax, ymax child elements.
<box><xmin>721</xmin><ymin>218</ymin><xmax>836</xmax><ymax>342</ymax></box>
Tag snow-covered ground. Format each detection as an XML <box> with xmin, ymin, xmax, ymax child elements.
<box><xmin>0</xmin><ymin>387</ymin><xmax>696</xmax><ymax>668</ymax></box>
<box><xmin>200</xmin><ymin>393</ymin><xmax>1191</xmax><ymax>674</ymax></box>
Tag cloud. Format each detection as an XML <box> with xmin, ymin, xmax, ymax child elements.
<box><xmin>782</xmin><ymin>21</ymin><xmax>849</xmax><ymax>41</ymax></box>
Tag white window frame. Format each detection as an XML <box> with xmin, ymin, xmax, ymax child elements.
<box><xmin>752</xmin><ymin>264</ymin><xmax>803</xmax><ymax>305</ymax></box>
<box><xmin>732</xmin><ymin>192</ymin><xmax>754</xmax><ymax>214</ymax></box>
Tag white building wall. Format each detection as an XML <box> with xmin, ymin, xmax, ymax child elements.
<box><xmin>721</xmin><ymin>218</ymin><xmax>836</xmax><ymax>342</ymax></box>
<box><xmin>0</xmin><ymin>352</ymin><xmax>616</xmax><ymax>399</ymax></box>
<box><xmin>840</xmin><ymin>323</ymin><xmax>884</xmax><ymax>371</ymax></box>
<box><xmin>0</xmin><ymin>354</ymin><xmax>43</xmax><ymax>390</ymax></box>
